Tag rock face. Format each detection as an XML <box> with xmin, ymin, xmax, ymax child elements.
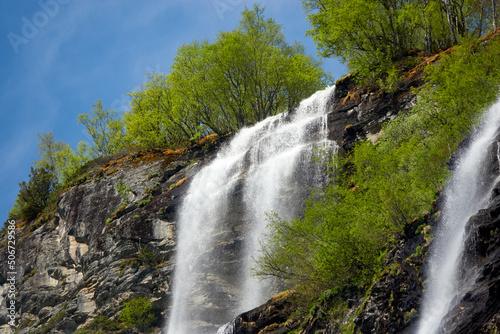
<box><xmin>0</xmin><ymin>139</ymin><xmax>224</xmax><ymax>333</ymax></box>
<box><xmin>0</xmin><ymin>72</ymin><xmax>424</xmax><ymax>334</ymax></box>
<box><xmin>327</xmin><ymin>72</ymin><xmax>421</xmax><ymax>153</ymax></box>
<box><xmin>352</xmin><ymin>212</ymin><xmax>434</xmax><ymax>334</ymax></box>
<box><xmin>218</xmin><ymin>291</ymin><xmax>300</xmax><ymax>334</ymax></box>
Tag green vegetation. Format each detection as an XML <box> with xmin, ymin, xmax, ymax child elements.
<box><xmin>136</xmin><ymin>243</ymin><xmax>165</xmax><ymax>267</ymax></box>
<box><xmin>119</xmin><ymin>296</ymin><xmax>157</xmax><ymax>332</ymax></box>
<box><xmin>147</xmin><ymin>172</ymin><xmax>158</xmax><ymax>180</ymax></box>
<box><xmin>33</xmin><ymin>307</ymin><xmax>66</xmax><ymax>334</ymax></box>
<box><xmin>78</xmin><ymin>100</ymin><xmax>125</xmax><ymax>157</ymax></box>
<box><xmin>256</xmin><ymin>37</ymin><xmax>500</xmax><ymax>296</ymax></box>
<box><xmin>34</xmin><ymin>132</ymin><xmax>92</xmax><ymax>184</ymax></box>
<box><xmin>115</xmin><ymin>179</ymin><xmax>131</xmax><ymax>205</ymax></box>
<box><xmin>75</xmin><ymin>315</ymin><xmax>120</xmax><ymax>333</ymax></box>
<box><xmin>119</xmin><ymin>243</ymin><xmax>165</xmax><ymax>274</ymax></box>
<box><xmin>415</xmin><ymin>223</ymin><xmax>427</xmax><ymax>235</ymax></box>
<box><xmin>303</xmin><ymin>0</ymin><xmax>499</xmax><ymax>81</ymax></box>
<box><xmin>14</xmin><ymin>319</ymin><xmax>36</xmax><ymax>333</ymax></box>
<box><xmin>411</xmin><ymin>246</ymin><xmax>424</xmax><ymax>258</ymax></box>
<box><xmin>138</xmin><ymin>196</ymin><xmax>153</xmax><ymax>208</ymax></box>
<box><xmin>8</xmin><ymin>167</ymin><xmax>58</xmax><ymax>222</ymax></box>
<box><xmin>73</xmin><ymin>297</ymin><xmax>157</xmax><ymax>333</ymax></box>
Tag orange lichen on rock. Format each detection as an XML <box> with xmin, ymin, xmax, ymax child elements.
<box><xmin>175</xmin><ymin>177</ymin><xmax>188</xmax><ymax>187</ymax></box>
<box><xmin>342</xmin><ymin>91</ymin><xmax>361</xmax><ymax>105</ymax></box>
<box><xmin>196</xmin><ymin>133</ymin><xmax>219</xmax><ymax>146</ymax></box>
<box><xmin>163</xmin><ymin>148</ymin><xmax>186</xmax><ymax>156</ymax></box>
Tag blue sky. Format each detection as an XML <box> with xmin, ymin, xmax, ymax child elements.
<box><xmin>0</xmin><ymin>0</ymin><xmax>347</xmax><ymax>223</ymax></box>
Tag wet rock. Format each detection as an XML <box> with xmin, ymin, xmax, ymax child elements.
<box><xmin>439</xmin><ymin>194</ymin><xmax>500</xmax><ymax>334</ymax></box>
<box><xmin>220</xmin><ymin>291</ymin><xmax>300</xmax><ymax>334</ymax></box>
<box><xmin>328</xmin><ymin>73</ymin><xmax>422</xmax><ymax>153</ymax></box>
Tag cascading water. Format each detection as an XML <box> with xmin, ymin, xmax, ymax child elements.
<box><xmin>416</xmin><ymin>101</ymin><xmax>500</xmax><ymax>334</ymax></box>
<box><xmin>166</xmin><ymin>86</ymin><xmax>337</xmax><ymax>334</ymax></box>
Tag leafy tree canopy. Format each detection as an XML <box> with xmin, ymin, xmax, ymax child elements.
<box><xmin>167</xmin><ymin>4</ymin><xmax>330</xmax><ymax>136</ymax></box>
<box><xmin>303</xmin><ymin>0</ymin><xmax>499</xmax><ymax>77</ymax></box>
<box><xmin>123</xmin><ymin>5</ymin><xmax>330</xmax><ymax>148</ymax></box>
<box><xmin>8</xmin><ymin>4</ymin><xmax>330</xmax><ymax>222</ymax></box>
<box><xmin>78</xmin><ymin>99</ymin><xmax>125</xmax><ymax>156</ymax></box>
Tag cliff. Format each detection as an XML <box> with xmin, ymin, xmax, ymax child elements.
<box><xmin>0</xmin><ymin>138</ymin><xmax>225</xmax><ymax>334</ymax></box>
<box><xmin>6</xmin><ymin>64</ymin><xmax>497</xmax><ymax>334</ymax></box>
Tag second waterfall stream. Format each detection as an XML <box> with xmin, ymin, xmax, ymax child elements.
<box><xmin>416</xmin><ymin>101</ymin><xmax>500</xmax><ymax>333</ymax></box>
<box><xmin>166</xmin><ymin>86</ymin><xmax>337</xmax><ymax>334</ymax></box>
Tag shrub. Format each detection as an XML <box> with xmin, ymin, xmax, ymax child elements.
<box><xmin>116</xmin><ymin>179</ymin><xmax>130</xmax><ymax>205</ymax></box>
<box><xmin>9</xmin><ymin>167</ymin><xmax>58</xmax><ymax>222</ymax></box>
<box><xmin>137</xmin><ymin>244</ymin><xmax>165</xmax><ymax>267</ymax></box>
<box><xmin>86</xmin><ymin>315</ymin><xmax>120</xmax><ymax>331</ymax></box>
<box><xmin>119</xmin><ymin>297</ymin><xmax>157</xmax><ymax>331</ymax></box>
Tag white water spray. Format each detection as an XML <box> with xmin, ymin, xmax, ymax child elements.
<box><xmin>417</xmin><ymin>101</ymin><xmax>500</xmax><ymax>334</ymax></box>
<box><xmin>166</xmin><ymin>86</ymin><xmax>337</xmax><ymax>334</ymax></box>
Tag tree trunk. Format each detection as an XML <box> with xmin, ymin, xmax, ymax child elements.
<box><xmin>493</xmin><ymin>0</ymin><xmax>498</xmax><ymax>31</ymax></box>
<box><xmin>444</xmin><ymin>0</ymin><xmax>459</xmax><ymax>44</ymax></box>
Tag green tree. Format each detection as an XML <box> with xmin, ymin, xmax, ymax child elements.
<box><xmin>9</xmin><ymin>167</ymin><xmax>58</xmax><ymax>222</ymax></box>
<box><xmin>53</xmin><ymin>141</ymin><xmax>93</xmax><ymax>184</ymax></box>
<box><xmin>32</xmin><ymin>132</ymin><xmax>92</xmax><ymax>185</ymax></box>
<box><xmin>123</xmin><ymin>5</ymin><xmax>328</xmax><ymax>148</ymax></box>
<box><xmin>78</xmin><ymin>100</ymin><xmax>125</xmax><ymax>156</ymax></box>
<box><xmin>124</xmin><ymin>72</ymin><xmax>199</xmax><ymax>148</ymax></box>
<box><xmin>34</xmin><ymin>132</ymin><xmax>66</xmax><ymax>173</ymax></box>
<box><xmin>303</xmin><ymin>0</ymin><xmax>499</xmax><ymax>78</ymax></box>
<box><xmin>170</xmin><ymin>4</ymin><xmax>329</xmax><ymax>134</ymax></box>
<box><xmin>169</xmin><ymin>40</ymin><xmax>230</xmax><ymax>134</ymax></box>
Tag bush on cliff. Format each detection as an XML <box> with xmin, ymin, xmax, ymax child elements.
<box><xmin>119</xmin><ymin>296</ymin><xmax>157</xmax><ymax>332</ymax></box>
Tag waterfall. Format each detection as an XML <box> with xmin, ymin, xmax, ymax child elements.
<box><xmin>166</xmin><ymin>86</ymin><xmax>337</xmax><ymax>334</ymax></box>
<box><xmin>416</xmin><ymin>101</ymin><xmax>500</xmax><ymax>334</ymax></box>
